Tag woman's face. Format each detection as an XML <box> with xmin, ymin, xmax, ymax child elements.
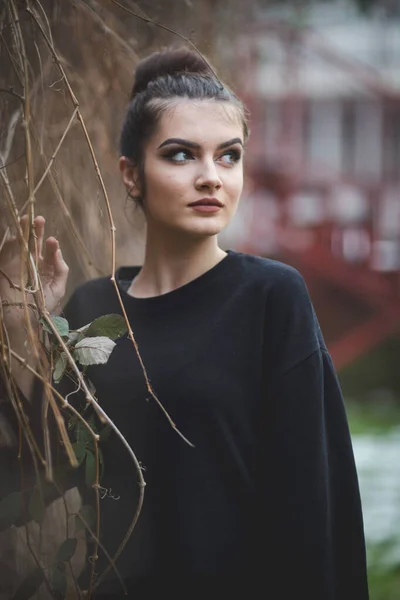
<box><xmin>121</xmin><ymin>99</ymin><xmax>244</xmax><ymax>239</ymax></box>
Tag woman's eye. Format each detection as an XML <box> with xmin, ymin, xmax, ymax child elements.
<box><xmin>218</xmin><ymin>150</ymin><xmax>241</xmax><ymax>165</ymax></box>
<box><xmin>167</xmin><ymin>150</ymin><xmax>192</xmax><ymax>162</ymax></box>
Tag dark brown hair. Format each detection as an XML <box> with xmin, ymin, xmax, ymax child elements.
<box><xmin>119</xmin><ymin>47</ymin><xmax>249</xmax><ymax>205</ymax></box>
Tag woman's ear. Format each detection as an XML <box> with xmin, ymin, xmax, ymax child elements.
<box><xmin>119</xmin><ymin>156</ymin><xmax>141</xmax><ymax>198</ymax></box>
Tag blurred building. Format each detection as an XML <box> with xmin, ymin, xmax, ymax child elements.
<box><xmin>223</xmin><ymin>0</ymin><xmax>400</xmax><ymax>369</ymax></box>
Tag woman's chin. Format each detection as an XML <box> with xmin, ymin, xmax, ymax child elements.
<box><xmin>148</xmin><ymin>216</ymin><xmax>227</xmax><ymax>240</ymax></box>
<box><xmin>185</xmin><ymin>223</ymin><xmax>224</xmax><ymax>238</ymax></box>
<box><xmin>182</xmin><ymin>215</ymin><xmax>227</xmax><ymax>237</ymax></box>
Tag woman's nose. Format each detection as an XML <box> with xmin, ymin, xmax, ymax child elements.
<box><xmin>195</xmin><ymin>160</ymin><xmax>222</xmax><ymax>191</ymax></box>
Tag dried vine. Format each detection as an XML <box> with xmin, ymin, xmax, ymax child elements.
<box><xmin>0</xmin><ymin>1</ymin><xmax>211</xmax><ymax>597</ymax></box>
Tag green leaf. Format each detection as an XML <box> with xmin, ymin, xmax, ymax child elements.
<box><xmin>53</xmin><ymin>352</ymin><xmax>68</xmax><ymax>384</ymax></box>
<box><xmin>72</xmin><ymin>438</ymin><xmax>86</xmax><ymax>466</ymax></box>
<box><xmin>76</xmin><ymin>420</ymin><xmax>93</xmax><ymax>444</ymax></box>
<box><xmin>40</xmin><ymin>316</ymin><xmax>52</xmax><ymax>334</ymax></box>
<box><xmin>67</xmin><ymin>330</ymin><xmax>86</xmax><ymax>345</ymax></box>
<box><xmin>86</xmin><ymin>314</ymin><xmax>127</xmax><ymax>340</ymax></box>
<box><xmin>75</xmin><ymin>504</ymin><xmax>96</xmax><ymax>532</ymax></box>
<box><xmin>85</xmin><ymin>450</ymin><xmax>97</xmax><ymax>487</ymax></box>
<box><xmin>55</xmin><ymin>537</ymin><xmax>77</xmax><ymax>562</ymax></box>
<box><xmin>0</xmin><ymin>492</ymin><xmax>23</xmax><ymax>531</ymax></box>
<box><xmin>11</xmin><ymin>567</ymin><xmax>44</xmax><ymax>600</ymax></box>
<box><xmin>28</xmin><ymin>488</ymin><xmax>45</xmax><ymax>525</ymax></box>
<box><xmin>52</xmin><ymin>316</ymin><xmax>69</xmax><ymax>338</ymax></box>
<box><xmin>41</xmin><ymin>315</ymin><xmax>69</xmax><ymax>338</ymax></box>
<box><xmin>51</xmin><ymin>564</ymin><xmax>67</xmax><ymax>599</ymax></box>
<box><xmin>98</xmin><ymin>447</ymin><xmax>104</xmax><ymax>479</ymax></box>
<box><xmin>74</xmin><ymin>336</ymin><xmax>116</xmax><ymax>366</ymax></box>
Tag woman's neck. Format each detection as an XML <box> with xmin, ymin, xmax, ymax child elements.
<box><xmin>128</xmin><ymin>232</ymin><xmax>226</xmax><ymax>298</ymax></box>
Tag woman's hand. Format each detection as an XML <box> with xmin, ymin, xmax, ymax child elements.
<box><xmin>0</xmin><ymin>215</ymin><xmax>69</xmax><ymax>329</ymax></box>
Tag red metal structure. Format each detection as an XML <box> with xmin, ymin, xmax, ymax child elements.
<box><xmin>235</xmin><ymin>20</ymin><xmax>400</xmax><ymax>370</ymax></box>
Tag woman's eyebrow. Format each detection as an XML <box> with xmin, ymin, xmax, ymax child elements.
<box><xmin>218</xmin><ymin>138</ymin><xmax>243</xmax><ymax>150</ymax></box>
<box><xmin>158</xmin><ymin>137</ymin><xmax>243</xmax><ymax>150</ymax></box>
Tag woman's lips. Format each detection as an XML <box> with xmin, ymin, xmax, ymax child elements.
<box><xmin>188</xmin><ymin>198</ymin><xmax>223</xmax><ymax>213</ymax></box>
<box><xmin>189</xmin><ymin>205</ymin><xmax>222</xmax><ymax>213</ymax></box>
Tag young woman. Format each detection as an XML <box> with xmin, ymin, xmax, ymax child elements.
<box><xmin>1</xmin><ymin>48</ymin><xmax>369</xmax><ymax>599</ymax></box>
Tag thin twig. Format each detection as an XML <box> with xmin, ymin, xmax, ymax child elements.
<box><xmin>0</xmin><ymin>152</ymin><xmax>25</xmax><ymax>170</ymax></box>
<box><xmin>79</xmin><ymin>0</ymin><xmax>140</xmax><ymax>63</ymax></box>
<box><xmin>75</xmin><ymin>513</ymin><xmax>127</xmax><ymax>594</ymax></box>
<box><xmin>0</xmin><ymin>28</ymin><xmax>24</xmax><ymax>87</ymax></box>
<box><xmin>0</xmin><ymin>266</ymin><xmax>22</xmax><ymax>291</ymax></box>
<box><xmin>9</xmin><ymin>0</ymin><xmax>35</xmax><ymax>224</ymax></box>
<box><xmin>8</xmin><ymin>8</ymin><xmax>51</xmax><ymax>490</ymax></box>
<box><xmin>32</xmin><ymin>106</ymin><xmax>78</xmax><ymax>197</ymax></box>
<box><xmin>0</xmin><ymin>86</ymin><xmax>24</xmax><ymax>101</ymax></box>
<box><xmin>35</xmin><ymin>0</ymin><xmax>55</xmax><ymax>48</ymax></box>
<box><xmin>4</xmin><ymin>345</ymin><xmax>98</xmax><ymax>457</ymax></box>
<box><xmin>32</xmin><ymin>33</ymin><xmax>46</xmax><ymax>154</ymax></box>
<box><xmin>88</xmin><ymin>440</ymin><xmax>100</xmax><ymax>598</ymax></box>
<box><xmin>26</xmin><ymin>118</ymin><xmax>104</xmax><ymax>277</ymax></box>
<box><xmin>108</xmin><ymin>0</ymin><xmax>222</xmax><ymax>84</ymax></box>
<box><xmin>0</xmin><ymin>157</ymin><xmax>19</xmax><ymax>217</ymax></box>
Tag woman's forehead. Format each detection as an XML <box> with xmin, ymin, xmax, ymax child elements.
<box><xmin>153</xmin><ymin>99</ymin><xmax>243</xmax><ymax>145</ymax></box>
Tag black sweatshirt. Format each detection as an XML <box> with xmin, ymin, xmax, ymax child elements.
<box><xmin>59</xmin><ymin>249</ymin><xmax>369</xmax><ymax>599</ymax></box>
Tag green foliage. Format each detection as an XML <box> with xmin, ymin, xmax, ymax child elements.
<box><xmin>354</xmin><ymin>0</ymin><xmax>379</xmax><ymax>14</ymax></box>
<box><xmin>0</xmin><ymin>492</ymin><xmax>23</xmax><ymax>531</ymax></box>
<box><xmin>367</xmin><ymin>538</ymin><xmax>400</xmax><ymax>600</ymax></box>
<box><xmin>75</xmin><ymin>419</ymin><xmax>93</xmax><ymax>444</ymax></box>
<box><xmin>11</xmin><ymin>568</ymin><xmax>44</xmax><ymax>600</ymax></box>
<box><xmin>74</xmin><ymin>336</ymin><xmax>116</xmax><ymax>366</ymax></box>
<box><xmin>72</xmin><ymin>438</ymin><xmax>86</xmax><ymax>465</ymax></box>
<box><xmin>53</xmin><ymin>352</ymin><xmax>68</xmax><ymax>383</ymax></box>
<box><xmin>41</xmin><ymin>313</ymin><xmax>127</xmax><ymax>383</ymax></box>
<box><xmin>41</xmin><ymin>315</ymin><xmax>69</xmax><ymax>339</ymax></box>
<box><xmin>85</xmin><ymin>450</ymin><xmax>97</xmax><ymax>487</ymax></box>
<box><xmin>339</xmin><ymin>335</ymin><xmax>400</xmax><ymax>404</ymax></box>
<box><xmin>73</xmin><ymin>417</ymin><xmax>104</xmax><ymax>487</ymax></box>
<box><xmin>346</xmin><ymin>400</ymin><xmax>400</xmax><ymax>436</ymax></box>
<box><xmin>85</xmin><ymin>314</ymin><xmax>128</xmax><ymax>340</ymax></box>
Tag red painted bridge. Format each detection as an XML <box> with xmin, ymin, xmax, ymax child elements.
<box><xmin>232</xmin><ymin>19</ymin><xmax>400</xmax><ymax>370</ymax></box>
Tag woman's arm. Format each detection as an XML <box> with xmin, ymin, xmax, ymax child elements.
<box><xmin>258</xmin><ymin>267</ymin><xmax>369</xmax><ymax>599</ymax></box>
<box><xmin>0</xmin><ymin>215</ymin><xmax>69</xmax><ymax>399</ymax></box>
<box><xmin>259</xmin><ymin>349</ymin><xmax>369</xmax><ymax>599</ymax></box>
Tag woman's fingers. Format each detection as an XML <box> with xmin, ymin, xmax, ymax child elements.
<box><xmin>18</xmin><ymin>214</ymin><xmax>46</xmax><ymax>258</ymax></box>
<box><xmin>42</xmin><ymin>237</ymin><xmax>69</xmax><ymax>278</ymax></box>
<box><xmin>32</xmin><ymin>216</ymin><xmax>45</xmax><ymax>259</ymax></box>
<box><xmin>41</xmin><ymin>237</ymin><xmax>69</xmax><ymax>312</ymax></box>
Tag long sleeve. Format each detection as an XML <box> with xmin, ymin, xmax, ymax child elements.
<box><xmin>258</xmin><ymin>348</ymin><xmax>368</xmax><ymax>599</ymax></box>
<box><xmin>256</xmin><ymin>260</ymin><xmax>369</xmax><ymax>600</ymax></box>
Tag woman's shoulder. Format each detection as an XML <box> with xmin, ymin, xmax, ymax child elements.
<box><xmin>233</xmin><ymin>253</ymin><xmax>324</xmax><ymax>372</ymax></box>
<box><xmin>62</xmin><ymin>267</ymin><xmax>137</xmax><ymax>328</ymax></box>
<box><xmin>68</xmin><ymin>266</ymin><xmax>138</xmax><ymax>300</ymax></box>
<box><xmin>230</xmin><ymin>250</ymin><xmax>308</xmax><ymax>295</ymax></box>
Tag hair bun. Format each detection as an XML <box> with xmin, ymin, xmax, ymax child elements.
<box><xmin>130</xmin><ymin>47</ymin><xmax>212</xmax><ymax>99</ymax></box>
